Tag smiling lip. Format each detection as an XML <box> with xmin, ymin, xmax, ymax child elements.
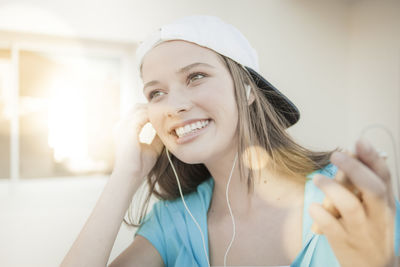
<box><xmin>172</xmin><ymin>119</ymin><xmax>212</xmax><ymax>144</ymax></box>
<box><xmin>169</xmin><ymin>118</ymin><xmax>210</xmax><ymax>134</ymax></box>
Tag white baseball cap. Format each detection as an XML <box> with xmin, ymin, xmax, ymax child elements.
<box><xmin>135</xmin><ymin>15</ymin><xmax>300</xmax><ymax>127</ymax></box>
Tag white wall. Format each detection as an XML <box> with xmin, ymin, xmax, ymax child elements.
<box><xmin>0</xmin><ymin>0</ymin><xmax>399</xmax><ymax>266</ymax></box>
<box><xmin>0</xmin><ymin>177</ymin><xmax>112</xmax><ymax>267</ymax></box>
<box><xmin>346</xmin><ymin>1</ymin><xmax>400</xmax><ymax>194</ymax></box>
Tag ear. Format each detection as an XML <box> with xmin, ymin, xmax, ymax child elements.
<box><xmin>245</xmin><ymin>84</ymin><xmax>256</xmax><ymax>105</ymax></box>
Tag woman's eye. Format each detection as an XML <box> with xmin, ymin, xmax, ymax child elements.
<box><xmin>188</xmin><ymin>72</ymin><xmax>206</xmax><ymax>83</ymax></box>
<box><xmin>149</xmin><ymin>90</ymin><xmax>164</xmax><ymax>100</ymax></box>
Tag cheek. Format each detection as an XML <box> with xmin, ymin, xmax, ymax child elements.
<box><xmin>197</xmin><ymin>80</ymin><xmax>234</xmax><ymax>108</ymax></box>
<box><xmin>208</xmin><ymin>85</ymin><xmax>237</xmax><ymax>118</ymax></box>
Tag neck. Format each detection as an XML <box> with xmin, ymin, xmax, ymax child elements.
<box><xmin>204</xmin><ymin>151</ymin><xmax>305</xmax><ymax>218</ymax></box>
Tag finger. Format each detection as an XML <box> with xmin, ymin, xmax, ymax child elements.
<box><xmin>114</xmin><ymin>108</ymin><xmax>150</xmax><ymax>138</ymax></box>
<box><xmin>313</xmin><ymin>174</ymin><xmax>367</xmax><ymax>233</ymax></box>
<box><xmin>330</xmin><ymin>151</ymin><xmax>388</xmax><ymax>216</ymax></box>
<box><xmin>115</xmin><ymin>105</ymin><xmax>147</xmax><ymax>131</ymax></box>
<box><xmin>309</xmin><ymin>202</ymin><xmax>346</xmax><ymax>240</ymax></box>
<box><xmin>331</xmin><ymin>151</ymin><xmax>387</xmax><ymax>199</ymax></box>
<box><xmin>355</xmin><ymin>138</ymin><xmax>392</xmax><ymax>188</ymax></box>
<box><xmin>356</xmin><ymin>138</ymin><xmax>396</xmax><ymax>209</ymax></box>
<box><xmin>150</xmin><ymin>134</ymin><xmax>164</xmax><ymax>156</ymax></box>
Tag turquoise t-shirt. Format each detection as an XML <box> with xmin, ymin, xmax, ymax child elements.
<box><xmin>135</xmin><ymin>164</ymin><xmax>400</xmax><ymax>266</ymax></box>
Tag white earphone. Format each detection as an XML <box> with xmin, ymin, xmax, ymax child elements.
<box><xmin>245</xmin><ymin>84</ymin><xmax>251</xmax><ymax>100</ymax></box>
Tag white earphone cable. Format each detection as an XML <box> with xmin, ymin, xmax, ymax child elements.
<box><xmin>166</xmin><ymin>148</ymin><xmax>211</xmax><ymax>267</ymax></box>
<box><xmin>166</xmin><ymin>148</ymin><xmax>238</xmax><ymax>267</ymax></box>
<box><xmin>224</xmin><ymin>152</ymin><xmax>238</xmax><ymax>267</ymax></box>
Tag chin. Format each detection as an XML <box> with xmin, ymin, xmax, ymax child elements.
<box><xmin>165</xmin><ymin>146</ymin><xmax>210</xmax><ymax>165</ymax></box>
<box><xmin>171</xmin><ymin>152</ymin><xmax>206</xmax><ymax>165</ymax></box>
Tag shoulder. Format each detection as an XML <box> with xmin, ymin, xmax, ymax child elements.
<box><xmin>135</xmin><ymin>177</ymin><xmax>214</xmax><ymax>266</ymax></box>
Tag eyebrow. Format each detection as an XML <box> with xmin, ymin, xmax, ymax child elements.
<box><xmin>143</xmin><ymin>62</ymin><xmax>215</xmax><ymax>91</ymax></box>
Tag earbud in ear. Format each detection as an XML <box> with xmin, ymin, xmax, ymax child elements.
<box><xmin>245</xmin><ymin>85</ymin><xmax>251</xmax><ymax>100</ymax></box>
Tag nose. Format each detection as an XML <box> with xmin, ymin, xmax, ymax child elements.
<box><xmin>166</xmin><ymin>91</ymin><xmax>192</xmax><ymax>117</ymax></box>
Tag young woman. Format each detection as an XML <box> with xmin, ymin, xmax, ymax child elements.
<box><xmin>61</xmin><ymin>16</ymin><xmax>399</xmax><ymax>267</ymax></box>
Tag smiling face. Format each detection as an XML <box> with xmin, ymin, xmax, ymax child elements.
<box><xmin>141</xmin><ymin>40</ymin><xmax>239</xmax><ymax>164</ymax></box>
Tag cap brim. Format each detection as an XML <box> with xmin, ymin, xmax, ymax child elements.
<box><xmin>245</xmin><ymin>67</ymin><xmax>300</xmax><ymax>127</ymax></box>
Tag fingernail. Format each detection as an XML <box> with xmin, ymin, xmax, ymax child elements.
<box><xmin>378</xmin><ymin>150</ymin><xmax>388</xmax><ymax>160</ymax></box>
<box><xmin>311</xmin><ymin>223</ymin><xmax>323</xmax><ymax>235</ymax></box>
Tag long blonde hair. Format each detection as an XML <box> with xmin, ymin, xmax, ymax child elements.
<box><xmin>124</xmin><ymin>54</ymin><xmax>336</xmax><ymax>227</ymax></box>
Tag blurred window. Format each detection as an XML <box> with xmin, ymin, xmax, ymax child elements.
<box><xmin>18</xmin><ymin>50</ymin><xmax>120</xmax><ymax>178</ymax></box>
<box><xmin>0</xmin><ymin>48</ymin><xmax>11</xmax><ymax>178</ymax></box>
<box><xmin>0</xmin><ymin>33</ymin><xmax>136</xmax><ymax>179</ymax></box>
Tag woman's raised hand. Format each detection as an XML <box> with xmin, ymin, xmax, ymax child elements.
<box><xmin>309</xmin><ymin>139</ymin><xmax>397</xmax><ymax>267</ymax></box>
<box><xmin>112</xmin><ymin>103</ymin><xmax>164</xmax><ymax>183</ymax></box>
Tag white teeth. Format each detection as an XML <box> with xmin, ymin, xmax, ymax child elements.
<box><xmin>174</xmin><ymin>119</ymin><xmax>210</xmax><ymax>138</ymax></box>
